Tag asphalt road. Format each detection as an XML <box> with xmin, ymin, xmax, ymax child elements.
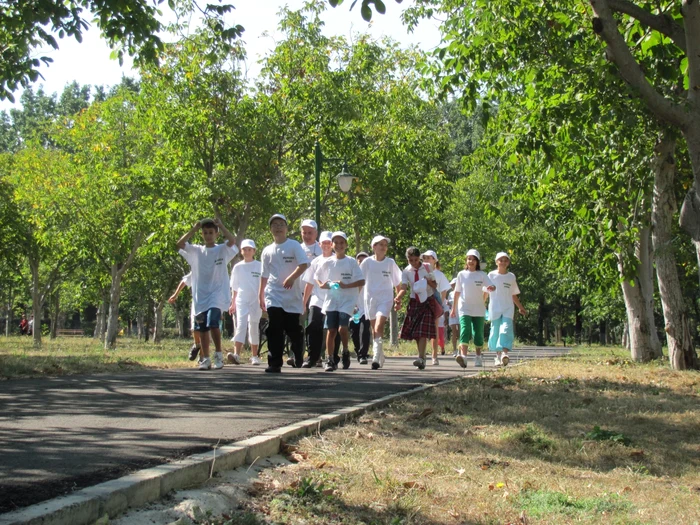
<box><xmin>0</xmin><ymin>347</ymin><xmax>568</xmax><ymax>513</ymax></box>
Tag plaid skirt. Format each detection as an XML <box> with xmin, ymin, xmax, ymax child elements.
<box><xmin>400</xmin><ymin>298</ymin><xmax>437</xmax><ymax>341</ymax></box>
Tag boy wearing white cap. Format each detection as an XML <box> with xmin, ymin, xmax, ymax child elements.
<box><xmin>301</xmin><ymin>230</ymin><xmax>334</xmax><ymax>367</ymax></box>
<box><xmin>450</xmin><ymin>249</ymin><xmax>495</xmax><ymax>368</ymax></box>
<box><xmin>300</xmin><ymin>219</ymin><xmax>322</xmax><ymax>260</ymax></box>
<box><xmin>228</xmin><ymin>239</ymin><xmax>263</xmax><ymax>365</ymax></box>
<box><xmin>359</xmin><ymin>235</ymin><xmax>402</xmax><ymax>369</ymax></box>
<box><xmin>315</xmin><ymin>231</ymin><xmax>365</xmax><ymax>371</ymax></box>
<box><xmin>176</xmin><ymin>218</ymin><xmax>239</xmax><ymax>370</ymax></box>
<box><xmin>259</xmin><ymin>214</ymin><xmax>309</xmax><ymax>373</ymax></box>
<box><xmin>487</xmin><ymin>252</ymin><xmax>527</xmax><ymax>366</ymax></box>
<box><xmin>421</xmin><ymin>250</ymin><xmax>452</xmax><ymax>365</ymax></box>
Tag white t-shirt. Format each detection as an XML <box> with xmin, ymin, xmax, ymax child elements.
<box><xmin>303</xmin><ymin>242</ymin><xmax>322</xmax><ymax>261</ymax></box>
<box><xmin>359</xmin><ymin>256</ymin><xmax>402</xmax><ymax>304</ymax></box>
<box><xmin>488</xmin><ymin>271</ymin><xmax>521</xmax><ymax>320</ymax></box>
<box><xmin>302</xmin><ymin>255</ymin><xmax>331</xmax><ymax>309</ymax></box>
<box><xmin>182</xmin><ymin>273</ymin><xmax>194</xmax><ymax>319</ymax></box>
<box><xmin>315</xmin><ymin>255</ymin><xmax>364</xmax><ymax>315</ymax></box>
<box><xmin>454</xmin><ymin>269</ymin><xmax>495</xmax><ymax>317</ymax></box>
<box><xmin>401</xmin><ymin>264</ymin><xmax>436</xmax><ymax>300</ymax></box>
<box><xmin>230</xmin><ymin>260</ymin><xmax>262</xmax><ymax>303</ymax></box>
<box><xmin>433</xmin><ymin>269</ymin><xmax>452</xmax><ymax>296</ymax></box>
<box><xmin>179</xmin><ymin>243</ymin><xmax>239</xmax><ymax>315</ymax></box>
<box><xmin>261</xmin><ymin>238</ymin><xmax>308</xmax><ymax>314</ymax></box>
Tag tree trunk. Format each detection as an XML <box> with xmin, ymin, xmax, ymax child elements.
<box><xmin>94</xmin><ymin>290</ymin><xmax>108</xmax><ymax>341</ymax></box>
<box><xmin>619</xmin><ymin>260</ymin><xmax>658</xmax><ymax>362</ymax></box>
<box><xmin>28</xmin><ymin>256</ymin><xmax>43</xmax><ymax>348</ymax></box>
<box><xmin>574</xmin><ymin>296</ymin><xmax>582</xmax><ymax>345</ymax></box>
<box><xmin>537</xmin><ymin>295</ymin><xmax>545</xmax><ymax>346</ymax></box>
<box><xmin>5</xmin><ymin>286</ymin><xmax>13</xmax><ymax>337</ymax></box>
<box><xmin>622</xmin><ymin>320</ymin><xmax>629</xmax><ymax>349</ymax></box>
<box><xmin>104</xmin><ymin>264</ymin><xmax>123</xmax><ymax>349</ymax></box>
<box><xmin>652</xmin><ymin>132</ymin><xmax>699</xmax><ymax>369</ymax></box>
<box><xmin>49</xmin><ymin>291</ymin><xmax>59</xmax><ymax>339</ymax></box>
<box><xmin>599</xmin><ymin>320</ymin><xmax>606</xmax><ymax>346</ymax></box>
<box><xmin>153</xmin><ymin>295</ymin><xmax>166</xmax><ymax>343</ymax></box>
<box><xmin>638</xmin><ymin>225</ymin><xmax>663</xmax><ymax>357</ymax></box>
<box><xmin>137</xmin><ymin>309</ymin><xmax>145</xmax><ymax>340</ymax></box>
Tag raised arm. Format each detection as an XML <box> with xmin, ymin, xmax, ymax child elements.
<box><xmin>176</xmin><ymin>221</ymin><xmax>201</xmax><ymax>250</ymax></box>
<box><xmin>214</xmin><ymin>217</ymin><xmax>237</xmax><ymax>248</ymax></box>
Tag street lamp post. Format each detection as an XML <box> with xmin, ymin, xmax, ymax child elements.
<box><xmin>314</xmin><ymin>140</ymin><xmax>356</xmax><ymax>230</ymax></box>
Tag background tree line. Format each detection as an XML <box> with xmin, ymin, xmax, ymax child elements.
<box><xmin>1</xmin><ymin>1</ymin><xmax>698</xmax><ymax>369</ymax></box>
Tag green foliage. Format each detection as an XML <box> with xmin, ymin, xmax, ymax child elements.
<box><xmin>0</xmin><ymin>0</ymin><xmax>242</xmax><ymax>102</ymax></box>
<box><xmin>585</xmin><ymin>425</ymin><xmax>632</xmax><ymax>446</ymax></box>
<box><xmin>505</xmin><ymin>423</ymin><xmax>555</xmax><ymax>452</ymax></box>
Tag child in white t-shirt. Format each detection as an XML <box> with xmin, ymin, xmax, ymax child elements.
<box><xmin>359</xmin><ymin>235</ymin><xmax>402</xmax><ymax>370</ymax></box>
<box><xmin>228</xmin><ymin>239</ymin><xmax>263</xmax><ymax>365</ymax></box>
<box><xmin>315</xmin><ymin>232</ymin><xmax>365</xmax><ymax>371</ymax></box>
<box><xmin>259</xmin><ymin>214</ymin><xmax>309</xmax><ymax>373</ymax></box>
<box><xmin>301</xmin><ymin>231</ymin><xmax>333</xmax><ymax>367</ymax></box>
<box><xmin>177</xmin><ymin>218</ymin><xmax>239</xmax><ymax>371</ymax></box>
<box><xmin>486</xmin><ymin>252</ymin><xmax>527</xmax><ymax>366</ymax></box>
<box><xmin>449</xmin><ymin>249</ymin><xmax>495</xmax><ymax>368</ymax></box>
<box><xmin>168</xmin><ymin>273</ymin><xmax>200</xmax><ymax>362</ymax></box>
<box><xmin>446</xmin><ymin>279</ymin><xmax>460</xmax><ymax>356</ymax></box>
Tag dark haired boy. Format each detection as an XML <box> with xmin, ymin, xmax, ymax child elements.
<box><xmin>177</xmin><ymin>218</ymin><xmax>238</xmax><ymax>370</ymax></box>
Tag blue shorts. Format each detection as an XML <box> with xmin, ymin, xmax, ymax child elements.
<box><xmin>194</xmin><ymin>308</ymin><xmax>222</xmax><ymax>333</ymax></box>
<box><xmin>488</xmin><ymin>316</ymin><xmax>514</xmax><ymax>351</ymax></box>
<box><xmin>324</xmin><ymin>311</ymin><xmax>351</xmax><ymax>330</ymax></box>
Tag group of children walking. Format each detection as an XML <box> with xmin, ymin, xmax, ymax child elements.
<box><xmin>172</xmin><ymin>215</ymin><xmax>526</xmax><ymax>373</ymax></box>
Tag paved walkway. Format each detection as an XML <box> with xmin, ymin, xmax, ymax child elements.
<box><xmin>0</xmin><ymin>347</ymin><xmax>568</xmax><ymax>512</ymax></box>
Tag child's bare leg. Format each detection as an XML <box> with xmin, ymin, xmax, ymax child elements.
<box><xmin>459</xmin><ymin>344</ymin><xmax>468</xmax><ymax>357</ymax></box>
<box><xmin>475</xmin><ymin>346</ymin><xmax>482</xmax><ymax>356</ymax></box>
<box><xmin>417</xmin><ymin>338</ymin><xmax>427</xmax><ymax>360</ymax></box>
<box><xmin>326</xmin><ymin>329</ymin><xmax>338</xmax><ymax>360</ymax></box>
<box><xmin>251</xmin><ymin>344</ymin><xmax>259</xmax><ymax>357</ymax></box>
<box><xmin>210</xmin><ymin>327</ymin><xmax>222</xmax><ymax>353</ymax></box>
<box><xmin>193</xmin><ymin>331</ymin><xmax>201</xmax><ymax>347</ymax></box>
<box><xmin>451</xmin><ymin>327</ymin><xmax>458</xmax><ymax>354</ymax></box>
<box><xmin>200</xmin><ymin>331</ymin><xmax>210</xmax><ymax>358</ymax></box>
<box><xmin>234</xmin><ymin>341</ymin><xmax>244</xmax><ymax>355</ymax></box>
<box><xmin>373</xmin><ymin>315</ymin><xmax>387</xmax><ymax>340</ymax></box>
<box><xmin>339</xmin><ymin>326</ymin><xmax>350</xmax><ymax>351</ymax></box>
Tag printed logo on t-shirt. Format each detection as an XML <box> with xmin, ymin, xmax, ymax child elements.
<box><xmin>503</xmin><ymin>282</ymin><xmax>511</xmax><ymax>289</ymax></box>
<box><xmin>251</xmin><ymin>271</ymin><xmax>261</xmax><ymax>278</ymax></box>
<box><xmin>341</xmin><ymin>271</ymin><xmax>352</xmax><ymax>281</ymax></box>
<box><xmin>282</xmin><ymin>253</ymin><xmax>296</xmax><ymax>263</ymax></box>
<box><xmin>215</xmin><ymin>257</ymin><xmax>225</xmax><ymax>266</ymax></box>
<box><xmin>381</xmin><ymin>270</ymin><xmax>392</xmax><ymax>278</ymax></box>
<box><xmin>474</xmin><ymin>280</ymin><xmax>483</xmax><ymax>286</ymax></box>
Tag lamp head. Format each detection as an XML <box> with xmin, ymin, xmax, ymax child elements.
<box><xmin>337</xmin><ymin>162</ymin><xmax>355</xmax><ymax>192</ymax></box>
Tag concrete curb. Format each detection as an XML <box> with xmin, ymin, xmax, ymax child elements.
<box><xmin>0</xmin><ymin>373</ymin><xmax>470</xmax><ymax>525</ymax></box>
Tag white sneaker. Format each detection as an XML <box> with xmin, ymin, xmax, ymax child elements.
<box><xmin>432</xmin><ymin>358</ymin><xmax>439</xmax><ymax>366</ymax></box>
<box><xmin>501</xmin><ymin>354</ymin><xmax>510</xmax><ymax>366</ymax></box>
<box><xmin>250</xmin><ymin>356</ymin><xmax>261</xmax><ymax>365</ymax></box>
<box><xmin>226</xmin><ymin>352</ymin><xmax>241</xmax><ymax>365</ymax></box>
<box><xmin>213</xmin><ymin>352</ymin><xmax>224</xmax><ymax>369</ymax></box>
<box><xmin>474</xmin><ymin>355</ymin><xmax>483</xmax><ymax>367</ymax></box>
<box><xmin>199</xmin><ymin>357</ymin><xmax>212</xmax><ymax>370</ymax></box>
<box><xmin>494</xmin><ymin>355</ymin><xmax>502</xmax><ymax>366</ymax></box>
<box><xmin>455</xmin><ymin>354</ymin><xmax>467</xmax><ymax>368</ymax></box>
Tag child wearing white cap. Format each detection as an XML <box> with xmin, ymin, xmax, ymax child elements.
<box><xmin>449</xmin><ymin>248</ymin><xmax>496</xmax><ymax>368</ymax></box>
<box><xmin>486</xmin><ymin>252</ymin><xmax>527</xmax><ymax>366</ymax></box>
<box><xmin>228</xmin><ymin>239</ymin><xmax>263</xmax><ymax>365</ymax></box>
<box><xmin>315</xmin><ymin>231</ymin><xmax>365</xmax><ymax>371</ymax></box>
<box><xmin>359</xmin><ymin>235</ymin><xmax>402</xmax><ymax>369</ymax></box>
<box><xmin>300</xmin><ymin>219</ymin><xmax>322</xmax><ymax>260</ymax></box>
<box><xmin>421</xmin><ymin>250</ymin><xmax>452</xmax><ymax>365</ymax></box>
<box><xmin>259</xmin><ymin>214</ymin><xmax>309</xmax><ymax>373</ymax></box>
<box><xmin>301</xmin><ymin>230</ymin><xmax>334</xmax><ymax>367</ymax></box>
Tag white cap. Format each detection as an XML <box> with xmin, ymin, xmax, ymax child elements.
<box><xmin>356</xmin><ymin>251</ymin><xmax>369</xmax><ymax>259</ymax></box>
<box><xmin>422</xmin><ymin>250</ymin><xmax>438</xmax><ymax>261</ymax></box>
<box><xmin>466</xmin><ymin>248</ymin><xmax>481</xmax><ymax>260</ymax></box>
<box><xmin>331</xmin><ymin>231</ymin><xmax>348</xmax><ymax>241</ymax></box>
<box><xmin>319</xmin><ymin>230</ymin><xmax>333</xmax><ymax>243</ymax></box>
<box><xmin>495</xmin><ymin>251</ymin><xmax>510</xmax><ymax>262</ymax></box>
<box><xmin>269</xmin><ymin>213</ymin><xmax>287</xmax><ymax>225</ymax></box>
<box><xmin>450</xmin><ymin>277</ymin><xmax>457</xmax><ymax>285</ymax></box>
<box><xmin>241</xmin><ymin>239</ymin><xmax>256</xmax><ymax>250</ymax></box>
<box><xmin>371</xmin><ymin>235</ymin><xmax>390</xmax><ymax>246</ymax></box>
<box><xmin>301</xmin><ymin>219</ymin><xmax>317</xmax><ymax>230</ymax></box>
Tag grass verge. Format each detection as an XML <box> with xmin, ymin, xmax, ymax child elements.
<box><xmin>218</xmin><ymin>347</ymin><xmax>700</xmax><ymax>525</ymax></box>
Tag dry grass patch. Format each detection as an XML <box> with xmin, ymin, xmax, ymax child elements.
<box><xmin>0</xmin><ymin>336</ymin><xmax>196</xmax><ymax>379</ymax></box>
<box><xmin>231</xmin><ymin>347</ymin><xmax>699</xmax><ymax>524</ymax></box>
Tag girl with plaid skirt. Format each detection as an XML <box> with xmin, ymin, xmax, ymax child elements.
<box><xmin>394</xmin><ymin>247</ymin><xmax>442</xmax><ymax>370</ymax></box>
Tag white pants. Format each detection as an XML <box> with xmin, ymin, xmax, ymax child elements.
<box><xmin>233</xmin><ymin>298</ymin><xmax>262</xmax><ymax>345</ymax></box>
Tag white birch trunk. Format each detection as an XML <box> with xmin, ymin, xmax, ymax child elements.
<box><xmin>652</xmin><ymin>132</ymin><xmax>699</xmax><ymax>370</ymax></box>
